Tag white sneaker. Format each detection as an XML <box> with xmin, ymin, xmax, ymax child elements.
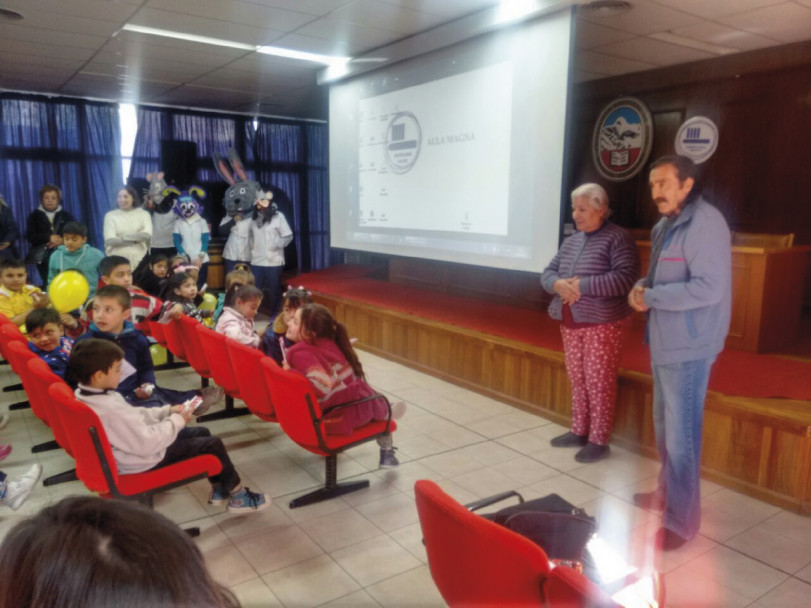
<box><xmin>1</xmin><ymin>464</ymin><xmax>43</xmax><ymax>511</ymax></box>
<box><xmin>0</xmin><ymin>413</ymin><xmax>9</xmax><ymax>430</ymax></box>
<box><xmin>390</xmin><ymin>401</ymin><xmax>407</xmax><ymax>420</ymax></box>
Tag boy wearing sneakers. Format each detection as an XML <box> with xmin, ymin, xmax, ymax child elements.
<box><xmin>69</xmin><ymin>339</ymin><xmax>267</xmax><ymax>512</ymax></box>
<box><xmin>74</xmin><ymin>285</ymin><xmax>222</xmax><ymax>409</ymax></box>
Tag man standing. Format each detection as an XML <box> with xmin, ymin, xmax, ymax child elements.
<box><xmin>628</xmin><ymin>155</ymin><xmax>731</xmax><ymax>550</ymax></box>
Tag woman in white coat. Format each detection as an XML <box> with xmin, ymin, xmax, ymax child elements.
<box><xmin>103</xmin><ymin>186</ymin><xmax>152</xmax><ymax>270</ymax></box>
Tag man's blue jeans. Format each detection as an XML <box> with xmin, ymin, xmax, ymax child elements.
<box><xmin>651</xmin><ymin>358</ymin><xmax>713</xmax><ymax>540</ymax></box>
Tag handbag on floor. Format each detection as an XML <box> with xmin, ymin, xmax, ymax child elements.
<box><xmin>484</xmin><ymin>493</ymin><xmax>597</xmax><ymax>565</ymax></box>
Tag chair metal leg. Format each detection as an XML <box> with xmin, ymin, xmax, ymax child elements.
<box><xmin>201</xmin><ymin>376</ymin><xmax>209</xmax><ymax>388</ymax></box>
<box><xmin>32</xmin><ymin>439</ymin><xmax>60</xmax><ymax>453</ymax></box>
<box><xmin>288</xmin><ymin>454</ymin><xmax>371</xmax><ymax>509</ymax></box>
<box><xmin>196</xmin><ymin>395</ymin><xmax>250</xmax><ymax>422</ymax></box>
<box><xmin>184</xmin><ymin>527</ymin><xmax>201</xmax><ymax>537</ymax></box>
<box><xmin>3</xmin><ymin>382</ymin><xmax>23</xmax><ymax>392</ymax></box>
<box><xmin>9</xmin><ymin>400</ymin><xmax>30</xmax><ymax>410</ymax></box>
<box><xmin>43</xmin><ymin>468</ymin><xmax>78</xmax><ymax>486</ymax></box>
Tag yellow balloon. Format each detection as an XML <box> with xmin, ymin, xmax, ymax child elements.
<box><xmin>199</xmin><ymin>292</ymin><xmax>217</xmax><ymax>311</ymax></box>
<box><xmin>48</xmin><ymin>270</ymin><xmax>90</xmax><ymax>313</ymax></box>
<box><xmin>150</xmin><ymin>344</ymin><xmax>168</xmax><ymax>366</ymax></box>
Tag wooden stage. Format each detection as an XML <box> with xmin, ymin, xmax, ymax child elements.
<box><xmin>312</xmin><ymin>289</ymin><xmax>811</xmax><ymax>515</ymax></box>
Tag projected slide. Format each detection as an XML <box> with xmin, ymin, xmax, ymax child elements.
<box><xmin>357</xmin><ymin>63</ymin><xmax>512</xmax><ymax>235</ymax></box>
<box><xmin>329</xmin><ymin>8</ymin><xmax>573</xmax><ymax>272</ymax></box>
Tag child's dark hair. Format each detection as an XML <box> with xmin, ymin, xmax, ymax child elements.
<box><xmin>25</xmin><ymin>308</ymin><xmax>62</xmax><ymax>334</ymax></box>
<box><xmin>95</xmin><ymin>285</ymin><xmax>132</xmax><ymax>310</ymax></box>
<box><xmin>69</xmin><ymin>338</ymin><xmax>124</xmax><ymax>384</ymax></box>
<box><xmin>62</xmin><ymin>222</ymin><xmax>88</xmax><ymax>238</ymax></box>
<box><xmin>162</xmin><ymin>272</ymin><xmax>194</xmax><ymax>302</ymax></box>
<box><xmin>0</xmin><ymin>495</ymin><xmax>239</xmax><ymax>608</ymax></box>
<box><xmin>233</xmin><ymin>284</ymin><xmax>263</xmax><ymax>303</ymax></box>
<box><xmin>223</xmin><ymin>268</ymin><xmax>255</xmax><ymax>307</ymax></box>
<box><xmin>149</xmin><ymin>253</ymin><xmax>169</xmax><ymax>267</ymax></box>
<box><xmin>0</xmin><ymin>257</ymin><xmax>25</xmax><ymax>272</ymax></box>
<box><xmin>99</xmin><ymin>255</ymin><xmax>130</xmax><ymax>278</ymax></box>
<box><xmin>283</xmin><ymin>286</ymin><xmax>312</xmax><ymax>310</ymax></box>
<box><xmin>298</xmin><ymin>303</ymin><xmax>364</xmax><ymax>379</ymax></box>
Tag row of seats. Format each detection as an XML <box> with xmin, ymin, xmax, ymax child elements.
<box><xmin>0</xmin><ymin>312</ymin><xmax>397</xmax><ymax>510</ymax></box>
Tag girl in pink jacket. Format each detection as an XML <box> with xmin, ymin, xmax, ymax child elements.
<box><xmin>284</xmin><ymin>303</ymin><xmax>405</xmax><ymax>468</ymax></box>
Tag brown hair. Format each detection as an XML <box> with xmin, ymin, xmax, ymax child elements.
<box><xmin>119</xmin><ymin>185</ymin><xmax>143</xmax><ymax>208</ymax></box>
<box><xmin>298</xmin><ymin>303</ymin><xmax>364</xmax><ymax>379</ymax></box>
<box><xmin>69</xmin><ymin>338</ymin><xmax>124</xmax><ymax>384</ymax></box>
<box><xmin>94</xmin><ymin>285</ymin><xmax>132</xmax><ymax>311</ymax></box>
<box><xmin>39</xmin><ymin>184</ymin><xmax>62</xmax><ymax>202</ymax></box>
<box><xmin>0</xmin><ymin>495</ymin><xmax>239</xmax><ymax>608</ymax></box>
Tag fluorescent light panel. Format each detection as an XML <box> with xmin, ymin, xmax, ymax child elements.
<box><xmin>120</xmin><ymin>24</ymin><xmax>349</xmax><ymax>65</ymax></box>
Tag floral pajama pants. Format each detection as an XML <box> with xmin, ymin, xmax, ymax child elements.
<box><xmin>560</xmin><ymin>317</ymin><xmax>630</xmax><ymax>446</ymax></box>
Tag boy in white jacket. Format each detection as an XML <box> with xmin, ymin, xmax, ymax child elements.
<box><xmin>70</xmin><ymin>338</ymin><xmax>268</xmax><ymax>513</ymax></box>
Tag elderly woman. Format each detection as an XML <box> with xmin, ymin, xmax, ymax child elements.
<box><xmin>25</xmin><ymin>184</ymin><xmax>76</xmax><ymax>285</ymax></box>
<box><xmin>104</xmin><ymin>185</ymin><xmax>152</xmax><ymax>270</ymax></box>
<box><xmin>541</xmin><ymin>183</ymin><xmax>639</xmax><ymax>463</ymax></box>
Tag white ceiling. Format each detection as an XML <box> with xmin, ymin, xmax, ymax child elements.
<box><xmin>1</xmin><ymin>0</ymin><xmax>810</xmax><ymax>119</ymax></box>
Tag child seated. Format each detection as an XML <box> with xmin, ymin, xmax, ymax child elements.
<box><xmin>159</xmin><ymin>272</ymin><xmax>211</xmax><ymax>323</ymax></box>
<box><xmin>95</xmin><ymin>256</ymin><xmax>162</xmax><ymax>327</ymax></box>
<box><xmin>213</xmin><ymin>264</ymin><xmax>254</xmax><ymax>323</ymax></box>
<box><xmin>215</xmin><ymin>284</ymin><xmax>263</xmax><ymax>347</ymax></box>
<box><xmin>285</xmin><ymin>303</ymin><xmax>405</xmax><ymax>468</ymax></box>
<box><xmin>134</xmin><ymin>252</ymin><xmax>169</xmax><ymax>298</ymax></box>
<box><xmin>74</xmin><ymin>285</ymin><xmax>222</xmax><ymax>409</ymax></box>
<box><xmin>261</xmin><ymin>286</ymin><xmax>311</xmax><ymax>366</ymax></box>
<box><xmin>69</xmin><ymin>339</ymin><xmax>267</xmax><ymax>512</ymax></box>
<box><xmin>26</xmin><ymin>308</ymin><xmax>74</xmax><ymax>379</ymax></box>
<box><xmin>0</xmin><ymin>258</ymin><xmax>50</xmax><ymax>332</ymax></box>
<box><xmin>46</xmin><ymin>222</ymin><xmax>105</xmax><ymax>296</ymax></box>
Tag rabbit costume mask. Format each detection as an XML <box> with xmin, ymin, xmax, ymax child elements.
<box><xmin>213</xmin><ymin>149</ymin><xmax>264</xmax><ymax>217</ymax></box>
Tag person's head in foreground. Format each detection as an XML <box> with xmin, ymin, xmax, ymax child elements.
<box><xmin>0</xmin><ymin>495</ymin><xmax>239</xmax><ymax>607</ymax></box>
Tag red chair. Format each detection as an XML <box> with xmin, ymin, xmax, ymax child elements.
<box><xmin>259</xmin><ymin>357</ymin><xmax>397</xmax><ymax>508</ymax></box>
<box><xmin>194</xmin><ymin>325</ymin><xmax>249</xmax><ymax>422</ymax></box>
<box><xmin>546</xmin><ymin>566</ymin><xmax>624</xmax><ymax>608</ymax></box>
<box><xmin>161</xmin><ymin>319</ymin><xmax>189</xmax><ymax>364</ymax></box>
<box><xmin>224</xmin><ymin>338</ymin><xmax>276</xmax><ymax>422</ymax></box>
<box><xmin>177</xmin><ymin>316</ymin><xmax>212</xmax><ymax>381</ymax></box>
<box><xmin>148</xmin><ymin>320</ymin><xmax>186</xmax><ymax>371</ymax></box>
<box><xmin>6</xmin><ymin>341</ymin><xmax>55</xmax><ymax>447</ymax></box>
<box><xmin>0</xmin><ymin>322</ymin><xmax>28</xmax><ymax>402</ymax></box>
<box><xmin>415</xmin><ymin>479</ymin><xmax>552</xmax><ymax>607</ymax></box>
<box><xmin>23</xmin><ymin>357</ymin><xmax>79</xmax><ymax>486</ymax></box>
<box><xmin>48</xmin><ymin>382</ymin><xmax>222</xmax><ymax>509</ymax></box>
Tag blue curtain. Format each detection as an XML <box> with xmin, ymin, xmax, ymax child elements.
<box><xmin>0</xmin><ymin>94</ymin><xmax>121</xmax><ymax>281</ymax></box>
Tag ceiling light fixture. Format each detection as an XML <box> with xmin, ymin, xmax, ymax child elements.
<box><xmin>577</xmin><ymin>0</ymin><xmax>633</xmax><ymax>17</ymax></box>
<box><xmin>120</xmin><ymin>24</ymin><xmax>255</xmax><ymax>51</ymax></box>
<box><xmin>256</xmin><ymin>46</ymin><xmax>349</xmax><ymax>66</ymax></box>
<box><xmin>649</xmin><ymin>32</ymin><xmax>737</xmax><ymax>56</ymax></box>
<box><xmin>119</xmin><ymin>24</ymin><xmax>350</xmax><ymax>66</ymax></box>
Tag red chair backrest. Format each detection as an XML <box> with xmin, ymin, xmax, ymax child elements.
<box><xmin>26</xmin><ymin>358</ymin><xmax>73</xmax><ymax>452</ymax></box>
<box><xmin>48</xmin><ymin>382</ymin><xmax>119</xmax><ymax>494</ymax></box>
<box><xmin>195</xmin><ymin>325</ymin><xmax>240</xmax><ymax>394</ymax></box>
<box><xmin>259</xmin><ymin>357</ymin><xmax>322</xmax><ymax>448</ymax></box>
<box><xmin>414</xmin><ymin>479</ymin><xmax>552</xmax><ymax>607</ymax></box>
<box><xmin>5</xmin><ymin>338</ymin><xmax>36</xmax><ymax>380</ymax></box>
<box><xmin>177</xmin><ymin>315</ymin><xmax>210</xmax><ymax>376</ymax></box>
<box><xmin>7</xmin><ymin>341</ymin><xmax>43</xmax><ymax>414</ymax></box>
<box><xmin>162</xmin><ymin>319</ymin><xmax>187</xmax><ymax>360</ymax></box>
<box><xmin>0</xmin><ymin>322</ymin><xmax>27</xmax><ymax>361</ymax></box>
<box><xmin>224</xmin><ymin>338</ymin><xmax>276</xmax><ymax>421</ymax></box>
<box><xmin>148</xmin><ymin>320</ymin><xmax>167</xmax><ymax>346</ymax></box>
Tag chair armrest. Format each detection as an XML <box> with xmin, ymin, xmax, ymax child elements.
<box><xmin>465</xmin><ymin>490</ymin><xmax>525</xmax><ymax>513</ymax></box>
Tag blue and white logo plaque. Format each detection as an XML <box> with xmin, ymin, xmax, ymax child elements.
<box><xmin>675</xmin><ymin>116</ymin><xmax>718</xmax><ymax>164</ymax></box>
<box><xmin>592</xmin><ymin>97</ymin><xmax>653</xmax><ymax>182</ymax></box>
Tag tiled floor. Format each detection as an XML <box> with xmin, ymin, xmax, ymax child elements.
<box><xmin>2</xmin><ymin>351</ymin><xmax>811</xmax><ymax>607</ymax></box>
